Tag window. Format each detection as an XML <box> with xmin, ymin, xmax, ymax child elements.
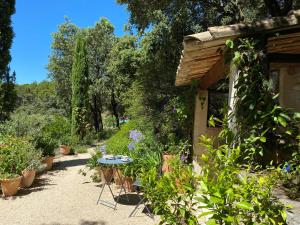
<box><xmin>207</xmin><ymin>79</ymin><xmax>229</xmax><ymax>127</ymax></box>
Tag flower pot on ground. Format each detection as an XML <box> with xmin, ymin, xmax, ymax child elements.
<box><xmin>21</xmin><ymin>170</ymin><xmax>36</xmax><ymax>188</ymax></box>
<box><xmin>0</xmin><ymin>135</ymin><xmax>42</xmax><ymax>195</ymax></box>
<box><xmin>1</xmin><ymin>176</ymin><xmax>22</xmax><ymax>197</ymax></box>
<box><xmin>42</xmin><ymin>156</ymin><xmax>55</xmax><ymax>170</ymax></box>
<box><xmin>113</xmin><ymin>168</ymin><xmax>123</xmax><ymax>186</ymax></box>
<box><xmin>34</xmin><ymin>134</ymin><xmax>57</xmax><ymax>171</ymax></box>
<box><xmin>59</xmin><ymin>145</ymin><xmax>71</xmax><ymax>155</ymax></box>
<box><xmin>98</xmin><ymin>167</ymin><xmax>113</xmax><ymax>183</ymax></box>
<box><xmin>123</xmin><ymin>176</ymin><xmax>134</xmax><ymax>192</ymax></box>
<box><xmin>162</xmin><ymin>154</ymin><xmax>176</xmax><ymax>173</ymax></box>
<box><xmin>21</xmin><ymin>160</ymin><xmax>41</xmax><ymax>187</ymax></box>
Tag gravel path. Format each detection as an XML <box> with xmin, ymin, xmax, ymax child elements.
<box><xmin>1</xmin><ymin>153</ymin><xmax>159</xmax><ymax>225</ymax></box>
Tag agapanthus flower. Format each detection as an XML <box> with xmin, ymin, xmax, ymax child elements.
<box><xmin>283</xmin><ymin>164</ymin><xmax>291</xmax><ymax>172</ymax></box>
<box><xmin>128</xmin><ymin>142</ymin><xmax>135</xmax><ymax>150</ymax></box>
<box><xmin>129</xmin><ymin>129</ymin><xmax>143</xmax><ymax>142</ymax></box>
<box><xmin>180</xmin><ymin>155</ymin><xmax>187</xmax><ymax>162</ymax></box>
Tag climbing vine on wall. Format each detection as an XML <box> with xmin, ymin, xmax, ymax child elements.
<box><xmin>224</xmin><ymin>38</ymin><xmax>300</xmax><ymax>165</ymax></box>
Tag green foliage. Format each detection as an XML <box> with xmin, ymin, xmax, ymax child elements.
<box><xmin>0</xmin><ymin>68</ymin><xmax>17</xmax><ymax>122</ymax></box>
<box><xmin>0</xmin><ymin>0</ymin><xmax>16</xmax><ymax>122</ymax></box>
<box><xmin>225</xmin><ymin>38</ymin><xmax>299</xmax><ymax>165</ymax></box>
<box><xmin>15</xmin><ymin>81</ymin><xmax>63</xmax><ymax>115</ymax></box>
<box><xmin>42</xmin><ymin>115</ymin><xmax>74</xmax><ymax>146</ymax></box>
<box><xmin>33</xmin><ymin>133</ymin><xmax>57</xmax><ymax>157</ymax></box>
<box><xmin>0</xmin><ymin>135</ymin><xmax>42</xmax><ymax>179</ymax></box>
<box><xmin>140</xmin><ymin>157</ymin><xmax>198</xmax><ymax>225</ymax></box>
<box><xmin>197</xmin><ymin>136</ymin><xmax>287</xmax><ymax>225</ymax></box>
<box><xmin>79</xmin><ymin>150</ymin><xmax>102</xmax><ymax>181</ymax></box>
<box><xmin>122</xmin><ymin>135</ymin><xmax>163</xmax><ymax>178</ymax></box>
<box><xmin>71</xmin><ymin>34</ymin><xmax>90</xmax><ymax>139</ymax></box>
<box><xmin>47</xmin><ymin>18</ymin><xmax>79</xmax><ymax>116</ymax></box>
<box><xmin>0</xmin><ymin>111</ymin><xmax>52</xmax><ymax>137</ymax></box>
<box><xmin>86</xmin><ymin>18</ymin><xmax>114</xmax><ymax>132</ymax></box>
<box><xmin>105</xmin><ymin>121</ymin><xmax>137</xmax><ymax>155</ymax></box>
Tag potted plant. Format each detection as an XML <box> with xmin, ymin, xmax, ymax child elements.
<box><xmin>59</xmin><ymin>135</ymin><xmax>73</xmax><ymax>155</ymax></box>
<box><xmin>21</xmin><ymin>159</ymin><xmax>41</xmax><ymax>188</ymax></box>
<box><xmin>34</xmin><ymin>134</ymin><xmax>57</xmax><ymax>170</ymax></box>
<box><xmin>79</xmin><ymin>151</ymin><xmax>113</xmax><ymax>183</ymax></box>
<box><xmin>0</xmin><ymin>135</ymin><xmax>36</xmax><ymax>196</ymax></box>
<box><xmin>162</xmin><ymin>140</ymin><xmax>189</xmax><ymax>173</ymax></box>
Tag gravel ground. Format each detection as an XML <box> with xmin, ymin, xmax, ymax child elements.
<box><xmin>0</xmin><ymin>153</ymin><xmax>159</xmax><ymax>225</ymax></box>
<box><xmin>274</xmin><ymin>188</ymin><xmax>300</xmax><ymax>225</ymax></box>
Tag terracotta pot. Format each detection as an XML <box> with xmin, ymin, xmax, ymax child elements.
<box><xmin>98</xmin><ymin>167</ymin><xmax>113</xmax><ymax>183</ymax></box>
<box><xmin>60</xmin><ymin>145</ymin><xmax>71</xmax><ymax>155</ymax></box>
<box><xmin>113</xmin><ymin>168</ymin><xmax>123</xmax><ymax>186</ymax></box>
<box><xmin>162</xmin><ymin>154</ymin><xmax>176</xmax><ymax>174</ymax></box>
<box><xmin>123</xmin><ymin>176</ymin><xmax>134</xmax><ymax>192</ymax></box>
<box><xmin>175</xmin><ymin>178</ymin><xmax>185</xmax><ymax>194</ymax></box>
<box><xmin>1</xmin><ymin>176</ymin><xmax>22</xmax><ymax>197</ymax></box>
<box><xmin>43</xmin><ymin>156</ymin><xmax>55</xmax><ymax>170</ymax></box>
<box><xmin>21</xmin><ymin>170</ymin><xmax>36</xmax><ymax>188</ymax></box>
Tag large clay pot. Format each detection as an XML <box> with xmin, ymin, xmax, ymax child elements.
<box><xmin>21</xmin><ymin>170</ymin><xmax>36</xmax><ymax>188</ymax></box>
<box><xmin>98</xmin><ymin>167</ymin><xmax>113</xmax><ymax>183</ymax></box>
<box><xmin>123</xmin><ymin>176</ymin><xmax>134</xmax><ymax>192</ymax></box>
<box><xmin>43</xmin><ymin>156</ymin><xmax>55</xmax><ymax>170</ymax></box>
<box><xmin>60</xmin><ymin>145</ymin><xmax>71</xmax><ymax>155</ymax></box>
<box><xmin>113</xmin><ymin>168</ymin><xmax>123</xmax><ymax>186</ymax></box>
<box><xmin>1</xmin><ymin>176</ymin><xmax>22</xmax><ymax>197</ymax></box>
<box><xmin>162</xmin><ymin>154</ymin><xmax>176</xmax><ymax>174</ymax></box>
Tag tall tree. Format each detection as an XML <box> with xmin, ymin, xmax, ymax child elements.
<box><xmin>48</xmin><ymin>18</ymin><xmax>79</xmax><ymax>117</ymax></box>
<box><xmin>107</xmin><ymin>35</ymin><xmax>140</xmax><ymax>121</ymax></box>
<box><xmin>0</xmin><ymin>0</ymin><xmax>16</xmax><ymax>121</ymax></box>
<box><xmin>116</xmin><ymin>0</ymin><xmax>269</xmax><ymax>142</ymax></box>
<box><xmin>71</xmin><ymin>35</ymin><xmax>89</xmax><ymax>139</ymax></box>
<box><xmin>86</xmin><ymin>18</ymin><xmax>114</xmax><ymax>131</ymax></box>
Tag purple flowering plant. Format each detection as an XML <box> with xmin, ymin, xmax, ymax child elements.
<box><xmin>129</xmin><ymin>130</ymin><xmax>143</xmax><ymax>142</ymax></box>
<box><xmin>127</xmin><ymin>129</ymin><xmax>144</xmax><ymax>151</ymax></box>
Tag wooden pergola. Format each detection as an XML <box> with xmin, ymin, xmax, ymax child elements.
<box><xmin>176</xmin><ymin>10</ymin><xmax>300</xmax><ymax>88</ymax></box>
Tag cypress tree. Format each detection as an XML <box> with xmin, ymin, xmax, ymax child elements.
<box><xmin>0</xmin><ymin>0</ymin><xmax>16</xmax><ymax>121</ymax></box>
<box><xmin>71</xmin><ymin>35</ymin><xmax>89</xmax><ymax>139</ymax></box>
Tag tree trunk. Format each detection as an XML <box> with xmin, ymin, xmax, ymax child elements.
<box><xmin>111</xmin><ymin>89</ymin><xmax>120</xmax><ymax>129</ymax></box>
<box><xmin>91</xmin><ymin>95</ymin><xmax>100</xmax><ymax>132</ymax></box>
<box><xmin>91</xmin><ymin>95</ymin><xmax>104</xmax><ymax>132</ymax></box>
<box><xmin>264</xmin><ymin>0</ymin><xmax>293</xmax><ymax>17</ymax></box>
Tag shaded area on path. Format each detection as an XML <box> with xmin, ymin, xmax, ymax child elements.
<box><xmin>1</xmin><ymin>153</ymin><xmax>158</xmax><ymax>225</ymax></box>
<box><xmin>41</xmin><ymin>219</ymin><xmax>107</xmax><ymax>225</ymax></box>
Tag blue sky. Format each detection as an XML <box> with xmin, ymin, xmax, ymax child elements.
<box><xmin>11</xmin><ymin>0</ymin><xmax>129</xmax><ymax>84</ymax></box>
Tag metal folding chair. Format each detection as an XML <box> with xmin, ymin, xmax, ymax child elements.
<box><xmin>129</xmin><ymin>179</ymin><xmax>154</xmax><ymax>218</ymax></box>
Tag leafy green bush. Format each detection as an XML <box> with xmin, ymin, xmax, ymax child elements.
<box><xmin>105</xmin><ymin>120</ymin><xmax>137</xmax><ymax>155</ymax></box>
<box><xmin>197</xmin><ymin>136</ymin><xmax>287</xmax><ymax>225</ymax></box>
<box><xmin>0</xmin><ymin>135</ymin><xmax>42</xmax><ymax>179</ymax></box>
<box><xmin>33</xmin><ymin>133</ymin><xmax>57</xmax><ymax>156</ymax></box>
<box><xmin>0</xmin><ymin>111</ymin><xmax>51</xmax><ymax>137</ymax></box>
<box><xmin>122</xmin><ymin>137</ymin><xmax>163</xmax><ymax>178</ymax></box>
<box><xmin>42</xmin><ymin>115</ymin><xmax>73</xmax><ymax>145</ymax></box>
<box><xmin>140</xmin><ymin>157</ymin><xmax>198</xmax><ymax>225</ymax></box>
<box><xmin>139</xmin><ymin>136</ymin><xmax>288</xmax><ymax>225</ymax></box>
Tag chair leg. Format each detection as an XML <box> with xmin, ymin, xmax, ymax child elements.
<box><xmin>129</xmin><ymin>188</ymin><xmax>154</xmax><ymax>219</ymax></box>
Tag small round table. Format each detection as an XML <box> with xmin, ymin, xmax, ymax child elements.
<box><xmin>96</xmin><ymin>157</ymin><xmax>133</xmax><ymax>210</ymax></box>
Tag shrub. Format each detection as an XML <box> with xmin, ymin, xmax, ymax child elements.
<box><xmin>42</xmin><ymin>115</ymin><xmax>73</xmax><ymax>145</ymax></box>
<box><xmin>0</xmin><ymin>111</ymin><xmax>51</xmax><ymax>137</ymax></box>
<box><xmin>0</xmin><ymin>135</ymin><xmax>42</xmax><ymax>179</ymax></box>
<box><xmin>33</xmin><ymin>133</ymin><xmax>57</xmax><ymax>157</ymax></box>
<box><xmin>105</xmin><ymin>120</ymin><xmax>137</xmax><ymax>155</ymax></box>
<box><xmin>197</xmin><ymin>136</ymin><xmax>287</xmax><ymax>225</ymax></box>
<box><xmin>140</xmin><ymin>157</ymin><xmax>198</xmax><ymax>225</ymax></box>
